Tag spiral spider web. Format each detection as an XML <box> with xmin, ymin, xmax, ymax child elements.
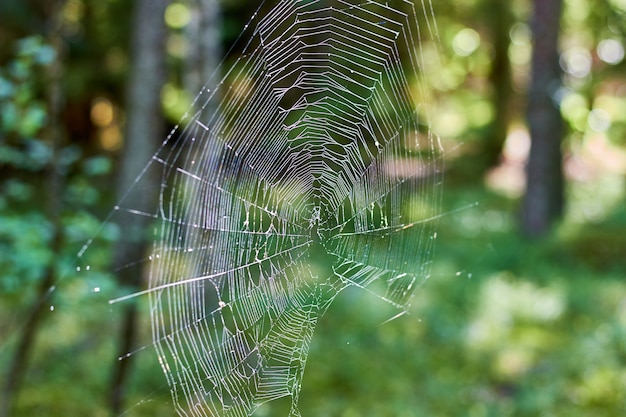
<box><xmin>117</xmin><ymin>0</ymin><xmax>442</xmax><ymax>415</ymax></box>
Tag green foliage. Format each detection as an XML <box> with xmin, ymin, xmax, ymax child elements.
<box><xmin>0</xmin><ymin>36</ymin><xmax>54</xmax><ymax>170</ymax></box>
<box><xmin>0</xmin><ymin>37</ymin><xmax>56</xmax><ymax>301</ymax></box>
<box><xmin>0</xmin><ymin>34</ymin><xmax>115</xmax><ymax>291</ymax></box>
<box><xmin>6</xmin><ymin>180</ymin><xmax>625</xmax><ymax>416</ymax></box>
<box><xmin>0</xmin><ymin>212</ymin><xmax>53</xmax><ymax>296</ymax></box>
<box><xmin>292</xmin><ymin>182</ymin><xmax>626</xmax><ymax>416</ymax></box>
<box><xmin>0</xmin><ymin>33</ymin><xmax>118</xmax><ymax>415</ymax></box>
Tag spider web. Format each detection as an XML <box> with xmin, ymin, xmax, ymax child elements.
<box><xmin>115</xmin><ymin>0</ymin><xmax>442</xmax><ymax>415</ymax></box>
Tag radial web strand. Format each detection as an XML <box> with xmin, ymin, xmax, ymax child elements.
<box><xmin>133</xmin><ymin>1</ymin><xmax>443</xmax><ymax>415</ymax></box>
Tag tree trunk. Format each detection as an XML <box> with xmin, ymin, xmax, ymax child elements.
<box><xmin>0</xmin><ymin>3</ymin><xmax>67</xmax><ymax>416</ymax></box>
<box><xmin>483</xmin><ymin>0</ymin><xmax>513</xmax><ymax>168</ymax></box>
<box><xmin>521</xmin><ymin>0</ymin><xmax>564</xmax><ymax>237</ymax></box>
<box><xmin>108</xmin><ymin>0</ymin><xmax>168</xmax><ymax>414</ymax></box>
<box><xmin>184</xmin><ymin>0</ymin><xmax>222</xmax><ymax>97</ymax></box>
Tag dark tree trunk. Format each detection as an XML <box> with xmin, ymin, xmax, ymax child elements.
<box><xmin>521</xmin><ymin>0</ymin><xmax>564</xmax><ymax>237</ymax></box>
<box><xmin>0</xmin><ymin>3</ymin><xmax>67</xmax><ymax>416</ymax></box>
<box><xmin>108</xmin><ymin>0</ymin><xmax>168</xmax><ymax>414</ymax></box>
<box><xmin>483</xmin><ymin>0</ymin><xmax>513</xmax><ymax>168</ymax></box>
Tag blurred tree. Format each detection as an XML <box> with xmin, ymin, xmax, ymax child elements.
<box><xmin>521</xmin><ymin>0</ymin><xmax>565</xmax><ymax>236</ymax></box>
<box><xmin>108</xmin><ymin>0</ymin><xmax>168</xmax><ymax>413</ymax></box>
<box><xmin>481</xmin><ymin>0</ymin><xmax>514</xmax><ymax>168</ymax></box>
<box><xmin>184</xmin><ymin>0</ymin><xmax>222</xmax><ymax>96</ymax></box>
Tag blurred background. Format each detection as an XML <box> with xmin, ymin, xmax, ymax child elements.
<box><xmin>1</xmin><ymin>0</ymin><xmax>625</xmax><ymax>416</ymax></box>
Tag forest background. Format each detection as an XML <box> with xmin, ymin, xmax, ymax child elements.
<box><xmin>1</xmin><ymin>0</ymin><xmax>626</xmax><ymax>416</ymax></box>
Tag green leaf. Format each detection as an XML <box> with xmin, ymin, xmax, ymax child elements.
<box><xmin>16</xmin><ymin>36</ymin><xmax>43</xmax><ymax>57</ymax></box>
<box><xmin>8</xmin><ymin>59</ymin><xmax>30</xmax><ymax>80</ymax></box>
<box><xmin>19</xmin><ymin>104</ymin><xmax>47</xmax><ymax>136</ymax></box>
<box><xmin>83</xmin><ymin>156</ymin><xmax>113</xmax><ymax>176</ymax></box>
<box><xmin>0</xmin><ymin>76</ymin><xmax>15</xmax><ymax>99</ymax></box>
<box><xmin>0</xmin><ymin>102</ymin><xmax>18</xmax><ymax>132</ymax></box>
<box><xmin>0</xmin><ymin>145</ymin><xmax>26</xmax><ymax>168</ymax></box>
<box><xmin>35</xmin><ymin>45</ymin><xmax>56</xmax><ymax>65</ymax></box>
<box><xmin>59</xmin><ymin>145</ymin><xmax>82</xmax><ymax>168</ymax></box>
<box><xmin>3</xmin><ymin>179</ymin><xmax>34</xmax><ymax>201</ymax></box>
<box><xmin>25</xmin><ymin>138</ymin><xmax>53</xmax><ymax>168</ymax></box>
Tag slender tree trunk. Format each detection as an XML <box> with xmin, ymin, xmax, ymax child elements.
<box><xmin>184</xmin><ymin>0</ymin><xmax>222</xmax><ymax>97</ymax></box>
<box><xmin>108</xmin><ymin>0</ymin><xmax>168</xmax><ymax>414</ymax></box>
<box><xmin>0</xmin><ymin>3</ymin><xmax>67</xmax><ymax>416</ymax></box>
<box><xmin>483</xmin><ymin>0</ymin><xmax>513</xmax><ymax>168</ymax></box>
<box><xmin>521</xmin><ymin>0</ymin><xmax>564</xmax><ymax>237</ymax></box>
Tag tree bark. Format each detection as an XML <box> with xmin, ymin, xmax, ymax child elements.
<box><xmin>108</xmin><ymin>0</ymin><xmax>167</xmax><ymax>414</ymax></box>
<box><xmin>521</xmin><ymin>0</ymin><xmax>564</xmax><ymax>237</ymax></box>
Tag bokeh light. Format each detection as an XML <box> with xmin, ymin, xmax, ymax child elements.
<box><xmin>597</xmin><ymin>39</ymin><xmax>625</xmax><ymax>65</ymax></box>
<box><xmin>90</xmin><ymin>97</ymin><xmax>114</xmax><ymax>127</ymax></box>
<box><xmin>452</xmin><ymin>28</ymin><xmax>480</xmax><ymax>57</ymax></box>
<box><xmin>588</xmin><ymin>108</ymin><xmax>611</xmax><ymax>132</ymax></box>
<box><xmin>99</xmin><ymin>125</ymin><xmax>122</xmax><ymax>151</ymax></box>
<box><xmin>560</xmin><ymin>47</ymin><xmax>592</xmax><ymax>78</ymax></box>
<box><xmin>164</xmin><ymin>3</ymin><xmax>191</xmax><ymax>29</ymax></box>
